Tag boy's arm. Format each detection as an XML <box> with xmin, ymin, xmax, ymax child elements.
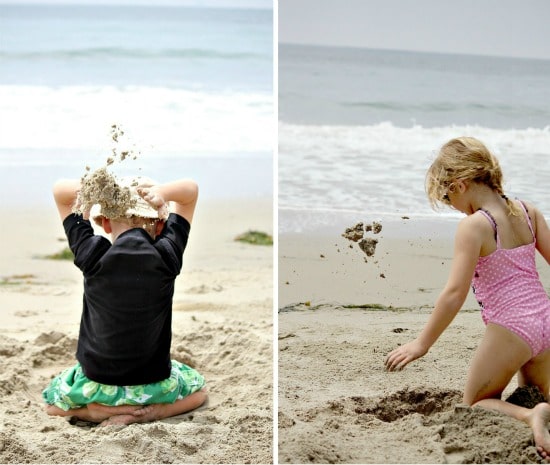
<box><xmin>138</xmin><ymin>179</ymin><xmax>198</xmax><ymax>224</ymax></box>
<box><xmin>53</xmin><ymin>179</ymin><xmax>81</xmax><ymax>221</ymax></box>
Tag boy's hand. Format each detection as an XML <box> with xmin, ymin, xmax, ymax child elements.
<box><xmin>385</xmin><ymin>339</ymin><xmax>428</xmax><ymax>372</ymax></box>
<box><xmin>137</xmin><ymin>186</ymin><xmax>169</xmax><ymax>220</ymax></box>
<box><xmin>73</xmin><ymin>191</ymin><xmax>91</xmax><ymax>220</ymax></box>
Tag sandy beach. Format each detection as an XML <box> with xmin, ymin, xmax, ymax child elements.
<box><xmin>278</xmin><ymin>215</ymin><xmax>550</xmax><ymax>464</ymax></box>
<box><xmin>0</xmin><ymin>197</ymin><xmax>273</xmax><ymax>464</ymax></box>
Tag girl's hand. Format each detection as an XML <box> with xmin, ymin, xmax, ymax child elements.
<box><xmin>385</xmin><ymin>339</ymin><xmax>428</xmax><ymax>372</ymax></box>
<box><xmin>137</xmin><ymin>186</ymin><xmax>169</xmax><ymax>220</ymax></box>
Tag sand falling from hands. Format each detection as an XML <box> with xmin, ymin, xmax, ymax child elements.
<box><xmin>73</xmin><ymin>124</ymin><xmax>141</xmax><ymax>219</ymax></box>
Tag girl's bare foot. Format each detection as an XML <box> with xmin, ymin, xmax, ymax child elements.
<box><xmin>526</xmin><ymin>403</ymin><xmax>550</xmax><ymax>461</ymax></box>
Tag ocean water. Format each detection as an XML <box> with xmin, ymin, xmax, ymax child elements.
<box><xmin>0</xmin><ymin>4</ymin><xmax>273</xmax><ymax>205</ymax></box>
<box><xmin>279</xmin><ymin>44</ymin><xmax>550</xmax><ymax>234</ymax></box>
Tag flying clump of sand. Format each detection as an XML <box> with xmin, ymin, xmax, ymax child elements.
<box><xmin>342</xmin><ymin>221</ymin><xmax>383</xmax><ymax>258</ymax></box>
<box><xmin>73</xmin><ymin>124</ymin><xmax>140</xmax><ymax>219</ymax></box>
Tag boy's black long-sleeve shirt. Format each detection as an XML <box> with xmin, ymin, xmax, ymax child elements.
<box><xmin>63</xmin><ymin>213</ymin><xmax>190</xmax><ymax>385</ymax></box>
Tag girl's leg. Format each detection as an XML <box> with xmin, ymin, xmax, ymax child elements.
<box><xmin>463</xmin><ymin>323</ymin><xmax>531</xmax><ymax>404</ymax></box>
<box><xmin>518</xmin><ymin>348</ymin><xmax>550</xmax><ymax>401</ymax></box>
<box><xmin>518</xmin><ymin>349</ymin><xmax>550</xmax><ymax>460</ymax></box>
<box><xmin>463</xmin><ymin>324</ymin><xmax>550</xmax><ymax>460</ymax></box>
<box><xmin>100</xmin><ymin>388</ymin><xmax>208</xmax><ymax>426</ymax></box>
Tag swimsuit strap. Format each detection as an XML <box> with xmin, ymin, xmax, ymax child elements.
<box><xmin>477</xmin><ymin>208</ymin><xmax>500</xmax><ymax>248</ymax></box>
<box><xmin>517</xmin><ymin>199</ymin><xmax>536</xmax><ymax>240</ymax></box>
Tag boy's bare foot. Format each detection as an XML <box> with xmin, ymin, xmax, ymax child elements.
<box><xmin>98</xmin><ymin>391</ymin><xmax>207</xmax><ymax>427</ymax></box>
<box><xmin>45</xmin><ymin>404</ymin><xmax>111</xmax><ymax>423</ymax></box>
<box><xmin>526</xmin><ymin>402</ymin><xmax>550</xmax><ymax>461</ymax></box>
<box><xmin>45</xmin><ymin>403</ymin><xmax>145</xmax><ymax>424</ymax></box>
<box><xmin>99</xmin><ymin>404</ymin><xmax>169</xmax><ymax>426</ymax></box>
<box><xmin>87</xmin><ymin>403</ymin><xmax>144</xmax><ymax>416</ymax></box>
<box><xmin>55</xmin><ymin>390</ymin><xmax>207</xmax><ymax>427</ymax></box>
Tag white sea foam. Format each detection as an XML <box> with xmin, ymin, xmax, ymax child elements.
<box><xmin>279</xmin><ymin>122</ymin><xmax>550</xmax><ymax>231</ymax></box>
<box><xmin>0</xmin><ymin>85</ymin><xmax>273</xmax><ymax>156</ymax></box>
<box><xmin>279</xmin><ymin>122</ymin><xmax>550</xmax><ymax>159</ymax></box>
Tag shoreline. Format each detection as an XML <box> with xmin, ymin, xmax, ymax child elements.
<box><xmin>279</xmin><ymin>222</ymin><xmax>470</xmax><ymax>310</ymax></box>
<box><xmin>279</xmin><ymin>213</ymin><xmax>550</xmax><ymax>309</ymax></box>
<box><xmin>1</xmin><ymin>153</ymin><xmax>273</xmax><ymax>208</ymax></box>
<box><xmin>278</xmin><ymin>208</ymin><xmax>462</xmax><ymax>238</ymax></box>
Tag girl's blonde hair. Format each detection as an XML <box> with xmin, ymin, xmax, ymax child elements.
<box><xmin>426</xmin><ymin>136</ymin><xmax>520</xmax><ymax>216</ymax></box>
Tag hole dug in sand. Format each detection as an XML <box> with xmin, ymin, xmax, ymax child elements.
<box><xmin>350</xmin><ymin>387</ymin><xmax>462</xmax><ymax>422</ymax></box>
<box><xmin>279</xmin><ymin>387</ymin><xmax>540</xmax><ymax>464</ymax></box>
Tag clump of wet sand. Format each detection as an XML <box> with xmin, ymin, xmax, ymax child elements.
<box><xmin>73</xmin><ymin>124</ymin><xmax>140</xmax><ymax>219</ymax></box>
<box><xmin>358</xmin><ymin>237</ymin><xmax>378</xmax><ymax>257</ymax></box>
<box><xmin>342</xmin><ymin>221</ymin><xmax>382</xmax><ymax>258</ymax></box>
<box><xmin>368</xmin><ymin>221</ymin><xmax>382</xmax><ymax>234</ymax></box>
<box><xmin>342</xmin><ymin>222</ymin><xmax>364</xmax><ymax>242</ymax></box>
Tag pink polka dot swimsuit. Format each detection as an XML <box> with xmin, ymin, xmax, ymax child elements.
<box><xmin>471</xmin><ymin>201</ymin><xmax>550</xmax><ymax>357</ymax></box>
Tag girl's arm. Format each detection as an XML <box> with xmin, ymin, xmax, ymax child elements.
<box><xmin>385</xmin><ymin>215</ymin><xmax>482</xmax><ymax>371</ymax></box>
<box><xmin>53</xmin><ymin>179</ymin><xmax>81</xmax><ymax>221</ymax></box>
<box><xmin>138</xmin><ymin>179</ymin><xmax>199</xmax><ymax>224</ymax></box>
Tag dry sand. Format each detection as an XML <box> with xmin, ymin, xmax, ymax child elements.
<box><xmin>278</xmin><ymin>216</ymin><xmax>550</xmax><ymax>464</ymax></box>
<box><xmin>0</xmin><ymin>197</ymin><xmax>273</xmax><ymax>464</ymax></box>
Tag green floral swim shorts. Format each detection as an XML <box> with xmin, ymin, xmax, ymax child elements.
<box><xmin>42</xmin><ymin>361</ymin><xmax>206</xmax><ymax>411</ymax></box>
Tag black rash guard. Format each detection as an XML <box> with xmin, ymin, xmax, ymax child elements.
<box><xmin>64</xmin><ymin>213</ymin><xmax>190</xmax><ymax>385</ymax></box>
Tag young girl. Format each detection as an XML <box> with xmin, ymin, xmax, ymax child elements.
<box><xmin>43</xmin><ymin>176</ymin><xmax>207</xmax><ymax>426</ymax></box>
<box><xmin>385</xmin><ymin>137</ymin><xmax>550</xmax><ymax>460</ymax></box>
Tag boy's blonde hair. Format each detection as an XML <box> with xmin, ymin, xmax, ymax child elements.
<box><xmin>426</xmin><ymin>137</ymin><xmax>520</xmax><ymax>216</ymax></box>
<box><xmin>93</xmin><ymin>215</ymin><xmax>162</xmax><ymax>240</ymax></box>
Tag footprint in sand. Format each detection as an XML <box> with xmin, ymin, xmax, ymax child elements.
<box><xmin>186</xmin><ymin>284</ymin><xmax>224</xmax><ymax>294</ymax></box>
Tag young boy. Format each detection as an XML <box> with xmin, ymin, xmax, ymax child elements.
<box><xmin>43</xmin><ymin>176</ymin><xmax>207</xmax><ymax>426</ymax></box>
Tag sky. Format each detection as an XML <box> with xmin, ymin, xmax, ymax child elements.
<box><xmin>0</xmin><ymin>0</ymin><xmax>271</xmax><ymax>7</ymax></box>
<box><xmin>278</xmin><ymin>0</ymin><xmax>550</xmax><ymax>60</ymax></box>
